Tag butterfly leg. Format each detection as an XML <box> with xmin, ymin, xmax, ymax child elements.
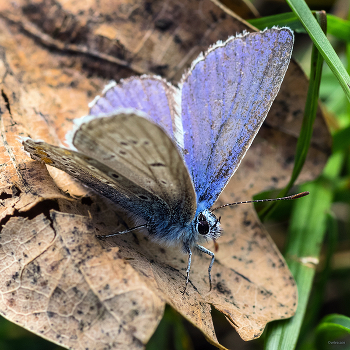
<box><xmin>181</xmin><ymin>245</ymin><xmax>192</xmax><ymax>294</ymax></box>
<box><xmin>196</xmin><ymin>244</ymin><xmax>215</xmax><ymax>291</ymax></box>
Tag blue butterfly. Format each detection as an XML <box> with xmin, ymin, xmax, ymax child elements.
<box><xmin>23</xmin><ymin>28</ymin><xmax>294</xmax><ymax>292</ymax></box>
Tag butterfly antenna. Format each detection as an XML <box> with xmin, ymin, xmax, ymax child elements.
<box><xmin>96</xmin><ymin>224</ymin><xmax>148</xmax><ymax>239</ymax></box>
<box><xmin>211</xmin><ymin>191</ymin><xmax>309</xmax><ymax>212</ymax></box>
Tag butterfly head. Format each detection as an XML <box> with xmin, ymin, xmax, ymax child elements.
<box><xmin>195</xmin><ymin>209</ymin><xmax>221</xmax><ymax>242</ymax></box>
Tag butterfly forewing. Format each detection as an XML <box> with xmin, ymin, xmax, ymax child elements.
<box><xmin>72</xmin><ymin>110</ymin><xmax>196</xmax><ymax>226</ymax></box>
<box><xmin>180</xmin><ymin>28</ymin><xmax>294</xmax><ymax>210</ymax></box>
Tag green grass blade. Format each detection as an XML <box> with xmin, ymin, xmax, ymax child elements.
<box><xmin>297</xmin><ymin>212</ymin><xmax>338</xmax><ymax>345</ymax></box>
<box><xmin>264</xmin><ymin>150</ymin><xmax>344</xmax><ymax>350</ymax></box>
<box><xmin>286</xmin><ymin>0</ymin><xmax>350</xmax><ymax>101</ymax></box>
<box><xmin>248</xmin><ymin>13</ymin><xmax>350</xmax><ymax>42</ymax></box>
<box><xmin>318</xmin><ymin>314</ymin><xmax>350</xmax><ymax>329</ymax></box>
<box><xmin>315</xmin><ymin>314</ymin><xmax>350</xmax><ymax>350</ymax></box>
<box><xmin>259</xmin><ymin>11</ymin><xmax>325</xmax><ymax>221</ymax></box>
<box><xmin>248</xmin><ymin>12</ymin><xmax>305</xmax><ymax>32</ymax></box>
<box><xmin>287</xmin><ymin>11</ymin><xmax>326</xmax><ymax>185</ymax></box>
<box><xmin>327</xmin><ymin>14</ymin><xmax>350</xmax><ymax>42</ymax></box>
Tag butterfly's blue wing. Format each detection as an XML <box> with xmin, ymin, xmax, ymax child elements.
<box><xmin>180</xmin><ymin>28</ymin><xmax>294</xmax><ymax>211</ymax></box>
<box><xmin>89</xmin><ymin>76</ymin><xmax>181</xmax><ymax>144</ymax></box>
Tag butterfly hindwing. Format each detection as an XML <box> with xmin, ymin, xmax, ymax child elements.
<box><xmin>180</xmin><ymin>28</ymin><xmax>294</xmax><ymax>210</ymax></box>
<box><xmin>88</xmin><ymin>76</ymin><xmax>181</xmax><ymax>146</ymax></box>
<box><xmin>76</xmin><ymin>110</ymin><xmax>196</xmax><ymax>226</ymax></box>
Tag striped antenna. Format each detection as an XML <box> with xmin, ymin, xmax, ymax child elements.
<box><xmin>211</xmin><ymin>191</ymin><xmax>309</xmax><ymax>212</ymax></box>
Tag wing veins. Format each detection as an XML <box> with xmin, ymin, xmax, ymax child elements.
<box><xmin>203</xmin><ymin>35</ymin><xmax>283</xmax><ymax>179</ymax></box>
<box><xmin>202</xmin><ymin>44</ymin><xmax>246</xmax><ymax>179</ymax></box>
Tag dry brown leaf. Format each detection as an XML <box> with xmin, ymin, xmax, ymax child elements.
<box><xmin>0</xmin><ymin>0</ymin><xmax>331</xmax><ymax>349</ymax></box>
<box><xmin>0</xmin><ymin>212</ymin><xmax>164</xmax><ymax>349</ymax></box>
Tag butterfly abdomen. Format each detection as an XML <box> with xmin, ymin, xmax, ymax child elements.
<box><xmin>143</xmin><ymin>215</ymin><xmax>195</xmax><ymax>247</ymax></box>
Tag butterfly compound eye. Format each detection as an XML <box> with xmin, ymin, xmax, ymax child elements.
<box><xmin>197</xmin><ymin>214</ymin><xmax>210</xmax><ymax>235</ymax></box>
<box><xmin>198</xmin><ymin>221</ymin><xmax>210</xmax><ymax>235</ymax></box>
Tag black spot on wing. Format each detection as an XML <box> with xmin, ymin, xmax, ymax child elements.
<box><xmin>149</xmin><ymin>163</ymin><xmax>166</xmax><ymax>167</ymax></box>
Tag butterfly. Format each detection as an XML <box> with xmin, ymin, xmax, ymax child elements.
<box><xmin>23</xmin><ymin>27</ymin><xmax>294</xmax><ymax>292</ymax></box>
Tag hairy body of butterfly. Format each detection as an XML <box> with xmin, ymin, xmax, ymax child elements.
<box><xmin>23</xmin><ymin>27</ymin><xmax>294</xmax><ymax>292</ymax></box>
